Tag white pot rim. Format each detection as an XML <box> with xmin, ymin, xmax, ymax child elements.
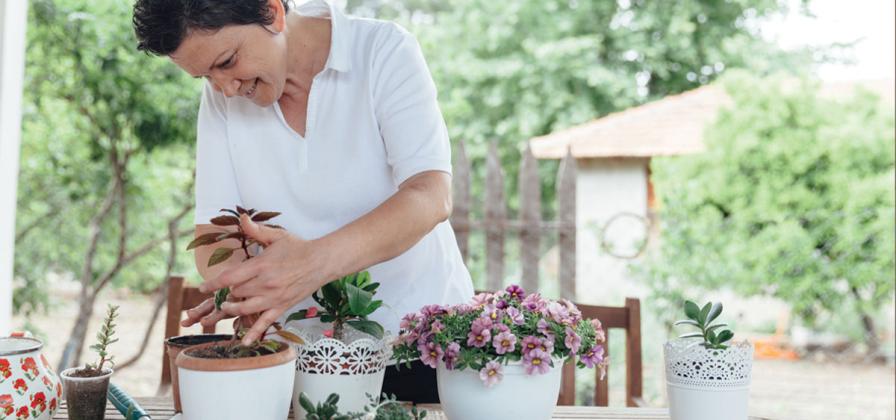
<box><xmin>60</xmin><ymin>366</ymin><xmax>113</xmax><ymax>381</ymax></box>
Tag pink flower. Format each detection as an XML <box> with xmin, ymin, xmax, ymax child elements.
<box><xmin>521</xmin><ymin>335</ymin><xmax>541</xmax><ymax>356</ymax></box>
<box><xmin>581</xmin><ymin>345</ymin><xmax>605</xmax><ymax>369</ymax></box>
<box><xmin>322</xmin><ymin>330</ymin><xmax>334</xmax><ymax>338</ymax></box>
<box><xmin>564</xmin><ymin>327</ymin><xmax>581</xmax><ymax>354</ymax></box>
<box><xmin>481</xmin><ymin>304</ymin><xmax>502</xmax><ymax>323</ymax></box>
<box><xmin>467</xmin><ymin>328</ymin><xmax>491</xmax><ymax>348</ymax></box>
<box><xmin>523</xmin><ymin>349</ymin><xmax>552</xmax><ymax>375</ymax></box>
<box><xmin>545</xmin><ymin>301</ymin><xmax>570</xmax><ymax>324</ymax></box>
<box><xmin>418</xmin><ymin>341</ymin><xmax>443</xmax><ymax>369</ymax></box>
<box><xmin>493</xmin><ymin>323</ymin><xmax>510</xmax><ymax>334</ymax></box>
<box><xmin>506</xmin><ymin>307</ymin><xmax>524</xmax><ymax>325</ymax></box>
<box><xmin>443</xmin><ymin>342</ymin><xmax>460</xmax><ymax>370</ymax></box>
<box><xmin>305</xmin><ymin>307</ymin><xmax>318</xmax><ymax>318</ymax></box>
<box><xmin>537</xmin><ymin>318</ymin><xmax>554</xmax><ymax>339</ymax></box>
<box><xmin>492</xmin><ymin>331</ymin><xmax>517</xmax><ymax>354</ymax></box>
<box><xmin>400</xmin><ymin>312</ymin><xmax>423</xmax><ymax>331</ymax></box>
<box><xmin>479</xmin><ymin>361</ymin><xmax>504</xmax><ymax>387</ymax></box>
<box><xmin>430</xmin><ymin>320</ymin><xmax>445</xmax><ymax>334</ymax></box>
<box><xmin>522</xmin><ymin>293</ymin><xmax>545</xmax><ymax>312</ymax></box>
<box><xmin>471</xmin><ymin>316</ymin><xmax>493</xmax><ymax>331</ymax></box>
<box><xmin>539</xmin><ymin>337</ymin><xmax>555</xmax><ymax>354</ymax></box>
<box><xmin>560</xmin><ymin>299</ymin><xmax>582</xmax><ymax>324</ymax></box>
<box><xmin>505</xmin><ymin>285</ymin><xmax>526</xmax><ymax>300</ymax></box>
<box><xmin>471</xmin><ymin>293</ymin><xmax>492</xmax><ymax>307</ymax></box>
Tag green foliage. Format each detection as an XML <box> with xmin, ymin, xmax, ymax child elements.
<box><xmin>675</xmin><ymin>301</ymin><xmax>734</xmax><ymax>349</ymax></box>
<box><xmin>287</xmin><ymin>272</ymin><xmax>385</xmax><ymax>340</ymax></box>
<box><xmin>15</xmin><ymin>0</ymin><xmax>200</xmax><ymax>316</ymax></box>
<box><xmin>299</xmin><ymin>392</ymin><xmax>426</xmax><ymax>420</ymax></box>
<box><xmin>641</xmin><ymin>73</ymin><xmax>896</xmax><ymax>346</ymax></box>
<box><xmin>86</xmin><ymin>304</ymin><xmax>119</xmax><ymax>372</ymax></box>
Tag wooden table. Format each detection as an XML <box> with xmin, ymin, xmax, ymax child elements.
<box><xmin>54</xmin><ymin>397</ymin><xmax>772</xmax><ymax>419</ymax></box>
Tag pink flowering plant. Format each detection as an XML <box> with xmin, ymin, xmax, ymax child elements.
<box><xmin>393</xmin><ymin>285</ymin><xmax>608</xmax><ymax>387</ymax></box>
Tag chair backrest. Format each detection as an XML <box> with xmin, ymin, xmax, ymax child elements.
<box><xmin>557</xmin><ymin>297</ymin><xmax>644</xmax><ymax>407</ymax></box>
<box><xmin>159</xmin><ymin>276</ymin><xmax>215</xmax><ymax>388</ymax></box>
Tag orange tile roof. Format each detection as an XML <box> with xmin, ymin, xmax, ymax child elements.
<box><xmin>530</xmin><ymin>79</ymin><xmax>894</xmax><ymax>159</ymax></box>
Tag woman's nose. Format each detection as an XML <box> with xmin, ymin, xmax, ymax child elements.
<box><xmin>210</xmin><ymin>74</ymin><xmax>241</xmax><ymax>97</ymax></box>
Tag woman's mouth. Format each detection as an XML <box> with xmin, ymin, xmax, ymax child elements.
<box><xmin>245</xmin><ymin>79</ymin><xmax>258</xmax><ymax>98</ymax></box>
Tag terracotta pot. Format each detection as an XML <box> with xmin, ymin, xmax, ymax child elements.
<box><xmin>175</xmin><ymin>341</ymin><xmax>296</xmax><ymax>420</ymax></box>
<box><xmin>59</xmin><ymin>367</ymin><xmax>112</xmax><ymax>420</ymax></box>
<box><xmin>164</xmin><ymin>334</ymin><xmax>232</xmax><ymax>412</ymax></box>
<box><xmin>0</xmin><ymin>335</ymin><xmax>61</xmax><ymax>420</ymax></box>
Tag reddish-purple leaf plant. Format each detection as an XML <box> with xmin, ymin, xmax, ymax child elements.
<box><xmin>186</xmin><ymin>205</ymin><xmax>303</xmax><ymax>355</ymax></box>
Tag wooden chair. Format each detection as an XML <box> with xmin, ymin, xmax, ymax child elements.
<box><xmin>557</xmin><ymin>297</ymin><xmax>645</xmax><ymax>407</ymax></box>
<box><xmin>159</xmin><ymin>276</ymin><xmax>215</xmax><ymax>391</ymax></box>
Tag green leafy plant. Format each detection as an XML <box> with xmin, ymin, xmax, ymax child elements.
<box><xmin>286</xmin><ymin>272</ymin><xmax>385</xmax><ymax>340</ymax></box>
<box><xmin>85</xmin><ymin>304</ymin><xmax>119</xmax><ymax>373</ymax></box>
<box><xmin>298</xmin><ymin>392</ymin><xmax>426</xmax><ymax>420</ymax></box>
<box><xmin>675</xmin><ymin>300</ymin><xmax>734</xmax><ymax>350</ymax></box>
<box><xmin>186</xmin><ymin>205</ymin><xmax>302</xmax><ymax>354</ymax></box>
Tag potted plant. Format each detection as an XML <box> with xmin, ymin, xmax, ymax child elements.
<box><xmin>285</xmin><ymin>272</ymin><xmax>390</xmax><ymax>418</ymax></box>
<box><xmin>59</xmin><ymin>304</ymin><xmax>119</xmax><ymax>420</ymax></box>
<box><xmin>664</xmin><ymin>300</ymin><xmax>753</xmax><ymax>420</ymax></box>
<box><xmin>175</xmin><ymin>206</ymin><xmax>303</xmax><ymax>420</ymax></box>
<box><xmin>297</xmin><ymin>392</ymin><xmax>426</xmax><ymax>419</ymax></box>
<box><xmin>0</xmin><ymin>331</ymin><xmax>62</xmax><ymax>420</ymax></box>
<box><xmin>393</xmin><ymin>285</ymin><xmax>608</xmax><ymax>420</ymax></box>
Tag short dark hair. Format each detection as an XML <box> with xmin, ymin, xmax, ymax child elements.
<box><xmin>133</xmin><ymin>0</ymin><xmax>290</xmax><ymax>56</ymax></box>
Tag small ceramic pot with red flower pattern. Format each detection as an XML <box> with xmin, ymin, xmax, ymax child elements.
<box><xmin>0</xmin><ymin>334</ymin><xmax>61</xmax><ymax>420</ymax></box>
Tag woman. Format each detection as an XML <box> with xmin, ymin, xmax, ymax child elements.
<box><xmin>132</xmin><ymin>0</ymin><xmax>473</xmax><ymax>402</ymax></box>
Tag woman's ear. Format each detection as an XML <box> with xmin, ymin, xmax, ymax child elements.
<box><xmin>266</xmin><ymin>0</ymin><xmax>287</xmax><ymax>33</ymax></box>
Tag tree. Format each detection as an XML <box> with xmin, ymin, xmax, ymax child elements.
<box><xmin>640</xmin><ymin>72</ymin><xmax>895</xmax><ymax>353</ymax></box>
<box><xmin>17</xmin><ymin>0</ymin><xmax>200</xmax><ymax>369</ymax></box>
<box><xmin>359</xmin><ymin>0</ymin><xmax>809</xmax><ymax>217</ymax></box>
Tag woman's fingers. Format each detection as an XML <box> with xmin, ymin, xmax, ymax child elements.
<box><xmin>181</xmin><ymin>298</ymin><xmax>215</xmax><ymax>327</ymax></box>
<box><xmin>199</xmin><ymin>257</ymin><xmax>262</xmax><ymax>293</ymax></box>
<box><xmin>241</xmin><ymin>308</ymin><xmax>284</xmax><ymax>346</ymax></box>
<box><xmin>221</xmin><ymin>296</ymin><xmax>268</xmax><ymax>317</ymax></box>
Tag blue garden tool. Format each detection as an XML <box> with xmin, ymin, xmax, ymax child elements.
<box><xmin>107</xmin><ymin>383</ymin><xmax>152</xmax><ymax>420</ymax></box>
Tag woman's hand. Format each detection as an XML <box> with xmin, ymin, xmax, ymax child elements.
<box><xmin>199</xmin><ymin>214</ymin><xmax>333</xmax><ymax>345</ymax></box>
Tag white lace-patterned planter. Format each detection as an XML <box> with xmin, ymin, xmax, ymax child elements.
<box><xmin>289</xmin><ymin>326</ymin><xmax>392</xmax><ymax>418</ymax></box>
<box><xmin>664</xmin><ymin>338</ymin><xmax>753</xmax><ymax>420</ymax></box>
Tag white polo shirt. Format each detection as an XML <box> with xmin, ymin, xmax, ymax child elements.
<box><xmin>193</xmin><ymin>0</ymin><xmax>473</xmax><ymax>335</ymax></box>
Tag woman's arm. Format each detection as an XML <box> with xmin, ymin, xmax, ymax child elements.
<box><xmin>199</xmin><ymin>170</ymin><xmax>451</xmax><ymax>344</ymax></box>
<box><xmin>315</xmin><ymin>170</ymin><xmax>451</xmax><ymax>280</ymax></box>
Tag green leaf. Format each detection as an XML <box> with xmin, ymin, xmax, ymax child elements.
<box><xmin>186</xmin><ymin>232</ymin><xmax>224</xmax><ymax>250</ymax></box>
<box><xmin>706</xmin><ymin>323</ymin><xmax>729</xmax><ymax>332</ymax></box>
<box><xmin>321</xmin><ymin>281</ymin><xmax>342</xmax><ymax>308</ymax></box>
<box><xmin>674</xmin><ymin>319</ymin><xmax>701</xmax><ymax>327</ymax></box>
<box><xmin>299</xmin><ymin>393</ymin><xmax>315</xmax><ymax>413</ymax></box>
<box><xmin>684</xmin><ymin>301</ymin><xmax>700</xmax><ymax>321</ymax></box>
<box><xmin>362</xmin><ymin>282</ymin><xmax>380</xmax><ymax>292</ymax></box>
<box><xmin>210</xmin><ymin>215</ymin><xmax>240</xmax><ymax>226</ymax></box>
<box><xmin>698</xmin><ymin>302</ymin><xmax>712</xmax><ymax>324</ymax></box>
<box><xmin>346</xmin><ymin>319</ymin><xmax>384</xmax><ymax>339</ymax></box>
<box><xmin>215</xmin><ymin>232</ymin><xmax>245</xmax><ymax>242</ymax></box>
<box><xmin>346</xmin><ymin>283</ymin><xmax>373</xmax><ymax>315</ymax></box>
<box><xmin>363</xmin><ymin>300</ymin><xmax>383</xmax><ymax>316</ymax></box>
<box><xmin>214</xmin><ymin>288</ymin><xmax>230</xmax><ymax>310</ymax></box>
<box><xmin>285</xmin><ymin>310</ymin><xmax>308</xmax><ymax>322</ymax></box>
<box><xmin>706</xmin><ymin>302</ymin><xmax>723</xmax><ymax>324</ymax></box>
<box><xmin>356</xmin><ymin>271</ymin><xmax>371</xmax><ymax>287</ymax></box>
<box><xmin>207</xmin><ymin>247</ymin><xmax>235</xmax><ymax>267</ymax></box>
<box><xmin>716</xmin><ymin>330</ymin><xmax>734</xmax><ymax>343</ymax></box>
<box><xmin>706</xmin><ymin>329</ymin><xmax>718</xmax><ymax>344</ymax></box>
<box><xmin>678</xmin><ymin>332</ymin><xmax>703</xmax><ymax>339</ymax></box>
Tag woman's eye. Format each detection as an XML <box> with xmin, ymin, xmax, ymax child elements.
<box><xmin>220</xmin><ymin>54</ymin><xmax>236</xmax><ymax>69</ymax></box>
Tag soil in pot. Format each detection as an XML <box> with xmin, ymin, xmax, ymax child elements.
<box><xmin>184</xmin><ymin>339</ymin><xmax>284</xmax><ymax>359</ymax></box>
<box><xmin>61</xmin><ymin>367</ymin><xmax>112</xmax><ymax>420</ymax></box>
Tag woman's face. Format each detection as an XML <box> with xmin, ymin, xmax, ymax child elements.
<box><xmin>170</xmin><ymin>15</ymin><xmax>288</xmax><ymax>107</ymax></box>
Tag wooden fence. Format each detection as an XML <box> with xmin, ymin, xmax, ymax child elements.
<box><xmin>450</xmin><ymin>139</ymin><xmax>578</xmax><ymax>299</ymax></box>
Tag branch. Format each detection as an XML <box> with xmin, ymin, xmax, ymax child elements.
<box><xmin>78</xmin><ymin>178</ymin><xmax>119</xmax><ymax>292</ymax></box>
<box><xmin>92</xmin><ymin>227</ymin><xmax>194</xmax><ymax>293</ymax></box>
<box><xmin>15</xmin><ymin>206</ymin><xmax>59</xmax><ymax>243</ymax></box>
<box><xmin>116</xmin><ymin>185</ymin><xmax>195</xmax><ymax>372</ymax></box>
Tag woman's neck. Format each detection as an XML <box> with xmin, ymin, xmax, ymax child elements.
<box><xmin>282</xmin><ymin>12</ymin><xmax>332</xmax><ymax>98</ymax></box>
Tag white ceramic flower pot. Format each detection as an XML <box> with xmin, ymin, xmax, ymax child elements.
<box><xmin>664</xmin><ymin>339</ymin><xmax>753</xmax><ymax>420</ymax></box>
<box><xmin>290</xmin><ymin>327</ymin><xmax>391</xmax><ymax>418</ymax></box>
<box><xmin>175</xmin><ymin>341</ymin><xmax>296</xmax><ymax>420</ymax></box>
<box><xmin>436</xmin><ymin>358</ymin><xmax>563</xmax><ymax>420</ymax></box>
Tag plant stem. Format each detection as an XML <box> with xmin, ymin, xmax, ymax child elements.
<box><xmin>333</xmin><ymin>319</ymin><xmax>344</xmax><ymax>341</ymax></box>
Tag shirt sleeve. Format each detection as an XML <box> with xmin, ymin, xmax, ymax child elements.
<box><xmin>193</xmin><ymin>82</ymin><xmax>242</xmax><ymax>225</ymax></box>
<box><xmin>370</xmin><ymin>25</ymin><xmax>452</xmax><ymax>187</ymax></box>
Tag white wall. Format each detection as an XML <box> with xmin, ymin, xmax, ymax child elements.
<box><xmin>574</xmin><ymin>157</ymin><xmax>650</xmax><ymax>304</ymax></box>
<box><xmin>0</xmin><ymin>0</ymin><xmax>29</xmax><ymax>333</ymax></box>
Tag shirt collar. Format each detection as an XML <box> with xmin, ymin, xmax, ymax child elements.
<box><xmin>295</xmin><ymin>0</ymin><xmax>352</xmax><ymax>73</ymax></box>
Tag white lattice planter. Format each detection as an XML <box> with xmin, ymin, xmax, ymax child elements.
<box><xmin>289</xmin><ymin>326</ymin><xmax>392</xmax><ymax>418</ymax></box>
<box><xmin>664</xmin><ymin>338</ymin><xmax>753</xmax><ymax>420</ymax></box>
